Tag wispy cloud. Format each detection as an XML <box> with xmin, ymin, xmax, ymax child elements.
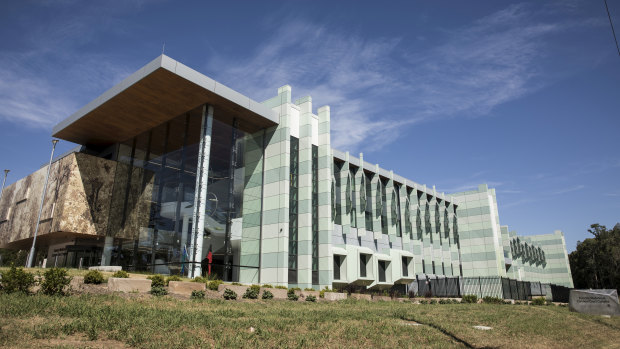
<box><xmin>443</xmin><ymin>181</ymin><xmax>504</xmax><ymax>193</ymax></box>
<box><xmin>551</xmin><ymin>184</ymin><xmax>585</xmax><ymax>195</ymax></box>
<box><xmin>204</xmin><ymin>3</ymin><xmax>585</xmax><ymax>153</ymax></box>
<box><xmin>0</xmin><ymin>2</ymin><xmax>141</xmax><ymax>129</ymax></box>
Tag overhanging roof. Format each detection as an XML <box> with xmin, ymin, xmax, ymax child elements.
<box><xmin>52</xmin><ymin>55</ymin><xmax>279</xmax><ymax>146</ymax></box>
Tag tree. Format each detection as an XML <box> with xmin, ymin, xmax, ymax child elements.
<box><xmin>569</xmin><ymin>223</ymin><xmax>620</xmax><ymax>292</ymax></box>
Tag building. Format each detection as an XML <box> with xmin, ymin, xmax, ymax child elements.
<box><xmin>0</xmin><ymin>55</ymin><xmax>573</xmax><ymax>290</ymax></box>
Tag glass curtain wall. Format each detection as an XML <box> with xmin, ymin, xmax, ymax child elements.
<box><xmin>105</xmin><ymin>106</ymin><xmax>260</xmax><ymax>279</ymax></box>
<box><xmin>289</xmin><ymin>136</ymin><xmax>299</xmax><ymax>284</ymax></box>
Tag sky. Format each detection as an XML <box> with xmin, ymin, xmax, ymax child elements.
<box><xmin>0</xmin><ymin>0</ymin><xmax>618</xmax><ymax>252</ymax></box>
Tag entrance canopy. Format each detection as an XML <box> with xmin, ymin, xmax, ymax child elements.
<box><xmin>52</xmin><ymin>55</ymin><xmax>279</xmax><ymax>146</ymax></box>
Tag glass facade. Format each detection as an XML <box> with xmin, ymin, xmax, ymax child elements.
<box><xmin>288</xmin><ymin>136</ymin><xmax>299</xmax><ymax>284</ymax></box>
<box><xmin>311</xmin><ymin>144</ymin><xmax>319</xmax><ymax>285</ymax></box>
<box><xmin>102</xmin><ymin>106</ymin><xmax>260</xmax><ymax>279</ymax></box>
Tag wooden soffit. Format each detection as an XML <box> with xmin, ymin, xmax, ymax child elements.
<box><xmin>52</xmin><ymin>55</ymin><xmax>279</xmax><ymax>146</ymax></box>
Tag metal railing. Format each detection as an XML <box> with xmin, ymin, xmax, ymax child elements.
<box><xmin>412</xmin><ymin>275</ymin><xmax>571</xmax><ymax>302</ymax></box>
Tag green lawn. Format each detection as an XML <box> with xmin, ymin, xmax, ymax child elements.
<box><xmin>1</xmin><ymin>294</ymin><xmax>619</xmax><ymax>348</ymax></box>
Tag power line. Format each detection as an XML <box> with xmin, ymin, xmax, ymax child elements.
<box><xmin>604</xmin><ymin>0</ymin><xmax>620</xmax><ymax>57</ymax></box>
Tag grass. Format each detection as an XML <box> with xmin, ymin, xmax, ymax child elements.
<box><xmin>1</xmin><ymin>294</ymin><xmax>619</xmax><ymax>348</ymax></box>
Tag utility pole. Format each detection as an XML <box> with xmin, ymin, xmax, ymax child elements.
<box><xmin>27</xmin><ymin>139</ymin><xmax>58</xmax><ymax>268</ymax></box>
<box><xmin>0</xmin><ymin>169</ymin><xmax>9</xmax><ymax>203</ymax></box>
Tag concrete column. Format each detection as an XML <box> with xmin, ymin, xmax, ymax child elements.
<box><xmin>189</xmin><ymin>104</ymin><xmax>213</xmax><ymax>278</ymax></box>
<box><xmin>296</xmin><ymin>96</ymin><xmax>313</xmax><ymax>289</ymax></box>
<box><xmin>317</xmin><ymin>105</ymin><xmax>332</xmax><ymax>288</ymax></box>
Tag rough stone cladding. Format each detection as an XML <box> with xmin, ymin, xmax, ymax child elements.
<box><xmin>0</xmin><ymin>152</ymin><xmax>119</xmax><ymax>247</ymax></box>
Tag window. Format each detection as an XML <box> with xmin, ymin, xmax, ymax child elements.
<box><xmin>288</xmin><ymin>136</ymin><xmax>299</xmax><ymax>284</ymax></box>
<box><xmin>402</xmin><ymin>256</ymin><xmax>409</xmax><ymax>277</ymax></box>
<box><xmin>333</xmin><ymin>255</ymin><xmax>341</xmax><ymax>280</ymax></box>
<box><xmin>378</xmin><ymin>260</ymin><xmax>387</xmax><ymax>282</ymax></box>
<box><xmin>360</xmin><ymin>254</ymin><xmax>369</xmax><ymax>277</ymax></box>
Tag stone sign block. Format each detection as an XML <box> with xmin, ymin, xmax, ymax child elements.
<box><xmin>569</xmin><ymin>289</ymin><xmax>620</xmax><ymax>316</ymax></box>
<box><xmin>323</xmin><ymin>292</ymin><xmax>347</xmax><ymax>301</ymax></box>
<box><xmin>350</xmin><ymin>293</ymin><xmax>372</xmax><ymax>301</ymax></box>
<box><xmin>107</xmin><ymin>278</ymin><xmax>151</xmax><ymax>293</ymax></box>
<box><xmin>89</xmin><ymin>266</ymin><xmax>122</xmax><ymax>272</ymax></box>
<box><xmin>168</xmin><ymin>281</ymin><xmax>206</xmax><ymax>296</ymax></box>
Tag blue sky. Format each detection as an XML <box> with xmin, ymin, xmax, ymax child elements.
<box><xmin>0</xmin><ymin>0</ymin><xmax>618</xmax><ymax>252</ymax></box>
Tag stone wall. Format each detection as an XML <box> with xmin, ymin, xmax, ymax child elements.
<box><xmin>0</xmin><ymin>152</ymin><xmax>120</xmax><ymax>246</ymax></box>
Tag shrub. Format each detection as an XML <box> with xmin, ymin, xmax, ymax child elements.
<box><xmin>306</xmin><ymin>294</ymin><xmax>317</xmax><ymax>302</ymax></box>
<box><xmin>41</xmin><ymin>268</ymin><xmax>72</xmax><ymax>296</ymax></box>
<box><xmin>289</xmin><ymin>287</ymin><xmax>301</xmax><ymax>292</ymax></box>
<box><xmin>262</xmin><ymin>290</ymin><xmax>274</xmax><ymax>300</ymax></box>
<box><xmin>419</xmin><ymin>300</ymin><xmax>428</xmax><ymax>304</ymax></box>
<box><xmin>207</xmin><ymin>280</ymin><xmax>222</xmax><ymax>291</ymax></box>
<box><xmin>243</xmin><ymin>285</ymin><xmax>260</xmax><ymax>299</ymax></box>
<box><xmin>191</xmin><ymin>290</ymin><xmax>205</xmax><ymax>300</ymax></box>
<box><xmin>232</xmin><ymin>282</ymin><xmax>242</xmax><ymax>286</ymax></box>
<box><xmin>150</xmin><ymin>285</ymin><xmax>168</xmax><ymax>296</ymax></box>
<box><xmin>0</xmin><ymin>266</ymin><xmax>36</xmax><ymax>294</ymax></box>
<box><xmin>147</xmin><ymin>274</ymin><xmax>165</xmax><ymax>288</ymax></box>
<box><xmin>482</xmin><ymin>296</ymin><xmax>503</xmax><ymax>304</ymax></box>
<box><xmin>112</xmin><ymin>270</ymin><xmax>129</xmax><ymax>278</ymax></box>
<box><xmin>223</xmin><ymin>288</ymin><xmax>237</xmax><ymax>300</ymax></box>
<box><xmin>439</xmin><ymin>299</ymin><xmax>448</xmax><ymax>304</ymax></box>
<box><xmin>287</xmin><ymin>289</ymin><xmax>299</xmax><ymax>301</ymax></box>
<box><xmin>165</xmin><ymin>275</ymin><xmax>182</xmax><ymax>286</ymax></box>
<box><xmin>304</xmin><ymin>288</ymin><xmax>315</xmax><ymax>291</ymax></box>
<box><xmin>262</xmin><ymin>284</ymin><xmax>274</xmax><ymax>288</ymax></box>
<box><xmin>461</xmin><ymin>294</ymin><xmax>478</xmax><ymax>304</ymax></box>
<box><xmin>430</xmin><ymin>299</ymin><xmax>437</xmax><ymax>305</ymax></box>
<box><xmin>193</xmin><ymin>276</ymin><xmax>207</xmax><ymax>283</ymax></box>
<box><xmin>531</xmin><ymin>297</ymin><xmax>546</xmax><ymax>306</ymax></box>
<box><xmin>83</xmin><ymin>270</ymin><xmax>104</xmax><ymax>284</ymax></box>
<box><xmin>275</xmin><ymin>285</ymin><xmax>288</xmax><ymax>290</ymax></box>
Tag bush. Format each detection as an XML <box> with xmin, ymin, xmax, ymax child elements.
<box><xmin>207</xmin><ymin>280</ymin><xmax>222</xmax><ymax>291</ymax></box>
<box><xmin>0</xmin><ymin>266</ymin><xmax>36</xmax><ymax>294</ymax></box>
<box><xmin>287</xmin><ymin>289</ymin><xmax>299</xmax><ymax>301</ymax></box>
<box><xmin>439</xmin><ymin>299</ymin><xmax>448</xmax><ymax>304</ymax></box>
<box><xmin>306</xmin><ymin>294</ymin><xmax>317</xmax><ymax>302</ymax></box>
<box><xmin>112</xmin><ymin>270</ymin><xmax>129</xmax><ymax>278</ymax></box>
<box><xmin>147</xmin><ymin>274</ymin><xmax>165</xmax><ymax>288</ymax></box>
<box><xmin>482</xmin><ymin>296</ymin><xmax>503</xmax><ymax>304</ymax></box>
<box><xmin>83</xmin><ymin>270</ymin><xmax>104</xmax><ymax>284</ymax></box>
<box><xmin>289</xmin><ymin>287</ymin><xmax>301</xmax><ymax>292</ymax></box>
<box><xmin>531</xmin><ymin>297</ymin><xmax>546</xmax><ymax>306</ymax></box>
<box><xmin>191</xmin><ymin>290</ymin><xmax>205</xmax><ymax>300</ymax></box>
<box><xmin>193</xmin><ymin>276</ymin><xmax>207</xmax><ymax>283</ymax></box>
<box><xmin>262</xmin><ymin>290</ymin><xmax>274</xmax><ymax>300</ymax></box>
<box><xmin>232</xmin><ymin>282</ymin><xmax>242</xmax><ymax>286</ymax></box>
<box><xmin>275</xmin><ymin>285</ymin><xmax>287</xmax><ymax>290</ymax></box>
<box><xmin>223</xmin><ymin>288</ymin><xmax>237</xmax><ymax>300</ymax></box>
<box><xmin>165</xmin><ymin>275</ymin><xmax>182</xmax><ymax>286</ymax></box>
<box><xmin>304</xmin><ymin>288</ymin><xmax>315</xmax><ymax>291</ymax></box>
<box><xmin>419</xmin><ymin>299</ymin><xmax>428</xmax><ymax>304</ymax></box>
<box><xmin>41</xmin><ymin>268</ymin><xmax>72</xmax><ymax>296</ymax></box>
<box><xmin>430</xmin><ymin>299</ymin><xmax>437</xmax><ymax>305</ymax></box>
<box><xmin>262</xmin><ymin>284</ymin><xmax>274</xmax><ymax>288</ymax></box>
<box><xmin>150</xmin><ymin>285</ymin><xmax>168</xmax><ymax>296</ymax></box>
<box><xmin>243</xmin><ymin>285</ymin><xmax>260</xmax><ymax>299</ymax></box>
<box><xmin>461</xmin><ymin>294</ymin><xmax>478</xmax><ymax>304</ymax></box>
